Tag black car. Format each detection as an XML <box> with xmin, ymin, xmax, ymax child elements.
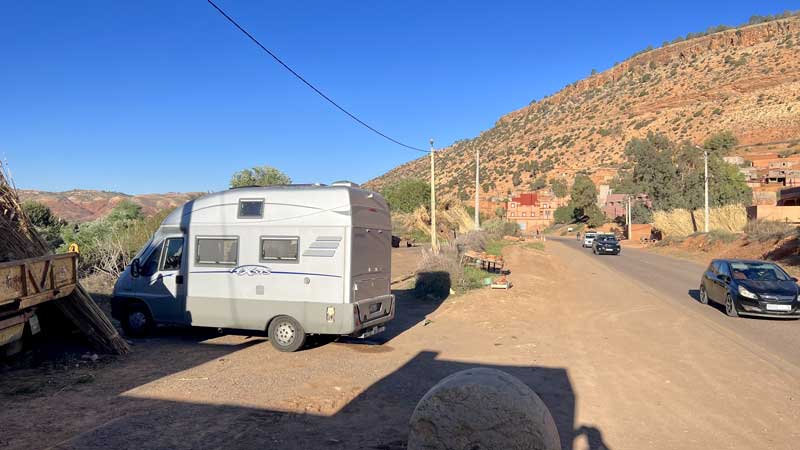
<box><xmin>592</xmin><ymin>235</ymin><xmax>620</xmax><ymax>255</ymax></box>
<box><xmin>699</xmin><ymin>259</ymin><xmax>800</xmax><ymax>318</ymax></box>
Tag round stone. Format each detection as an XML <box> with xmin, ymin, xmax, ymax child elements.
<box><xmin>408</xmin><ymin>368</ymin><xmax>561</xmax><ymax>450</ymax></box>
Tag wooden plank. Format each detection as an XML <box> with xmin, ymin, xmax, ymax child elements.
<box><xmin>0</xmin><ymin>253</ymin><xmax>78</xmax><ymax>309</ymax></box>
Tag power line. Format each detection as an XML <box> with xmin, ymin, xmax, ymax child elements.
<box><xmin>206</xmin><ymin>0</ymin><xmax>428</xmax><ymax>154</ymax></box>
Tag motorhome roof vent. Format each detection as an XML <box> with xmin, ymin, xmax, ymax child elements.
<box><xmin>331</xmin><ymin>180</ymin><xmax>359</xmax><ymax>187</ymax></box>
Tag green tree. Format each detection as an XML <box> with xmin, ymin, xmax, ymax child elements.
<box><xmin>554</xmin><ymin>205</ymin><xmax>574</xmax><ymax>224</ymax></box>
<box><xmin>570</xmin><ymin>174</ymin><xmax>597</xmax><ymax>210</ymax></box>
<box><xmin>584</xmin><ymin>204</ymin><xmax>607</xmax><ymax>228</ymax></box>
<box><xmin>703</xmin><ymin>131</ymin><xmax>737</xmax><ymax>156</ymax></box>
<box><xmin>630</xmin><ymin>203</ymin><xmax>654</xmax><ymax>224</ymax></box>
<box><xmin>551</xmin><ymin>179</ymin><xmax>568</xmax><ymax>198</ymax></box>
<box><xmin>22</xmin><ymin>200</ymin><xmax>64</xmax><ymax>249</ymax></box>
<box><xmin>623</xmin><ymin>133</ymin><xmax>684</xmax><ymax>210</ymax></box>
<box><xmin>107</xmin><ymin>200</ymin><xmax>143</xmax><ymax>223</ymax></box>
<box><xmin>380</xmin><ymin>179</ymin><xmax>431</xmax><ymax>214</ymax></box>
<box><xmin>230</xmin><ymin>165</ymin><xmax>292</xmax><ymax>188</ymax></box>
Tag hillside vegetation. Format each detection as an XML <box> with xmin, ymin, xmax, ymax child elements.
<box><xmin>366</xmin><ymin>15</ymin><xmax>800</xmax><ymax>199</ymax></box>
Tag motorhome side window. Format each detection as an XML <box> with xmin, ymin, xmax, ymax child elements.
<box><xmin>195</xmin><ymin>237</ymin><xmax>239</xmax><ymax>266</ymax></box>
<box><xmin>260</xmin><ymin>237</ymin><xmax>298</xmax><ymax>262</ymax></box>
<box><xmin>159</xmin><ymin>238</ymin><xmax>184</xmax><ymax>271</ymax></box>
<box><xmin>238</xmin><ymin>199</ymin><xmax>264</xmax><ymax>218</ymax></box>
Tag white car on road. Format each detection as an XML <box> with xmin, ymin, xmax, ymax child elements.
<box><xmin>582</xmin><ymin>231</ymin><xmax>597</xmax><ymax>248</ymax></box>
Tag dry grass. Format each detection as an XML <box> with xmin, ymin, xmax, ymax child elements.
<box><xmin>744</xmin><ymin>219</ymin><xmax>799</xmax><ymax>242</ymax></box>
<box><xmin>653</xmin><ymin>205</ymin><xmax>747</xmax><ymax>237</ymax></box>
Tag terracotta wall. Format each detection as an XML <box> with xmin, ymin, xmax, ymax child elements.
<box><xmin>746</xmin><ymin>205</ymin><xmax>800</xmax><ymax>223</ymax></box>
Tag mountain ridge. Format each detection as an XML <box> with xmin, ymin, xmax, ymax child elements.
<box><xmin>366</xmin><ymin>16</ymin><xmax>800</xmax><ymax>200</ymax></box>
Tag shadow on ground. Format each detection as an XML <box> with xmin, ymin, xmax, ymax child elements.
<box><xmin>12</xmin><ymin>350</ymin><xmax>611</xmax><ymax>450</ymax></box>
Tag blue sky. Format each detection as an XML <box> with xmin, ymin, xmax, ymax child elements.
<box><xmin>1</xmin><ymin>1</ymin><xmax>797</xmax><ymax>194</ymax></box>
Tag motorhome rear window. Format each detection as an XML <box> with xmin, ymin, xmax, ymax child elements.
<box><xmin>238</xmin><ymin>199</ymin><xmax>264</xmax><ymax>218</ymax></box>
<box><xmin>260</xmin><ymin>237</ymin><xmax>299</xmax><ymax>262</ymax></box>
<box><xmin>195</xmin><ymin>237</ymin><xmax>239</xmax><ymax>266</ymax></box>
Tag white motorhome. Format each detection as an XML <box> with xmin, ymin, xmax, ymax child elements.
<box><xmin>111</xmin><ymin>183</ymin><xmax>395</xmax><ymax>352</ymax></box>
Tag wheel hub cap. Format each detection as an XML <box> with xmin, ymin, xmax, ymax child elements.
<box><xmin>275</xmin><ymin>322</ymin><xmax>295</xmax><ymax>345</ymax></box>
<box><xmin>129</xmin><ymin>312</ymin><xmax>147</xmax><ymax>329</ymax></box>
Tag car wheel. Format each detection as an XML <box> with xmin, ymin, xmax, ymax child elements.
<box><xmin>268</xmin><ymin>315</ymin><xmax>306</xmax><ymax>352</ymax></box>
<box><xmin>121</xmin><ymin>304</ymin><xmax>154</xmax><ymax>337</ymax></box>
<box><xmin>725</xmin><ymin>294</ymin><xmax>739</xmax><ymax>317</ymax></box>
<box><xmin>699</xmin><ymin>285</ymin><xmax>708</xmax><ymax>304</ymax></box>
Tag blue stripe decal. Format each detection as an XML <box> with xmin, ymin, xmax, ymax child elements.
<box><xmin>189</xmin><ymin>265</ymin><xmax>341</xmax><ymax>279</ymax></box>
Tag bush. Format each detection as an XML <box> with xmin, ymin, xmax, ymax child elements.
<box><xmin>704</xmin><ymin>230</ymin><xmax>739</xmax><ymax>245</ymax></box>
<box><xmin>415</xmin><ymin>243</ymin><xmax>473</xmax><ymax>298</ymax></box>
<box><xmin>456</xmin><ymin>231</ymin><xmax>487</xmax><ymax>253</ymax></box>
<box><xmin>744</xmin><ymin>219</ymin><xmax>798</xmax><ymax>242</ymax></box>
<box><xmin>482</xmin><ymin>218</ymin><xmax>519</xmax><ymax>238</ymax></box>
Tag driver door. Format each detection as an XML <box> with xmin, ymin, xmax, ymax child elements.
<box><xmin>135</xmin><ymin>237</ymin><xmax>186</xmax><ymax>324</ymax></box>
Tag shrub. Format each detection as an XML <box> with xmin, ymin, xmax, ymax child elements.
<box><xmin>744</xmin><ymin>219</ymin><xmax>798</xmax><ymax>242</ymax></box>
<box><xmin>704</xmin><ymin>229</ymin><xmax>739</xmax><ymax>245</ymax></box>
<box><xmin>415</xmin><ymin>244</ymin><xmax>460</xmax><ymax>299</ymax></box>
<box><xmin>482</xmin><ymin>218</ymin><xmax>519</xmax><ymax>238</ymax></box>
<box><xmin>456</xmin><ymin>231</ymin><xmax>488</xmax><ymax>253</ymax></box>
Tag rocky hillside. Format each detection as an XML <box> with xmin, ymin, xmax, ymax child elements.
<box><xmin>367</xmin><ymin>16</ymin><xmax>800</xmax><ymax>199</ymax></box>
<box><xmin>18</xmin><ymin>189</ymin><xmax>201</xmax><ymax>222</ymax></box>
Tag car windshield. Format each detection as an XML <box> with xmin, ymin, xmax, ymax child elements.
<box><xmin>598</xmin><ymin>236</ymin><xmax>617</xmax><ymax>242</ymax></box>
<box><xmin>729</xmin><ymin>262</ymin><xmax>790</xmax><ymax>281</ymax></box>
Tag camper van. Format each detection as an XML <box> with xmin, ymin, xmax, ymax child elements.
<box><xmin>111</xmin><ymin>183</ymin><xmax>395</xmax><ymax>352</ymax></box>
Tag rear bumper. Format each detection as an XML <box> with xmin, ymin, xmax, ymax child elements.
<box><xmin>352</xmin><ymin>294</ymin><xmax>395</xmax><ymax>333</ymax></box>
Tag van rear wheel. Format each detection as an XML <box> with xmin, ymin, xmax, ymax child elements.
<box><xmin>268</xmin><ymin>315</ymin><xmax>306</xmax><ymax>352</ymax></box>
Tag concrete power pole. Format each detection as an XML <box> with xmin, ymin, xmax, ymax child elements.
<box><xmin>627</xmin><ymin>196</ymin><xmax>632</xmax><ymax>240</ymax></box>
<box><xmin>704</xmin><ymin>149</ymin><xmax>709</xmax><ymax>233</ymax></box>
<box><xmin>430</xmin><ymin>139</ymin><xmax>438</xmax><ymax>251</ymax></box>
<box><xmin>475</xmin><ymin>147</ymin><xmax>480</xmax><ymax>230</ymax></box>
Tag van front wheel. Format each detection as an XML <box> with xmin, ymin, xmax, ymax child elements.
<box><xmin>268</xmin><ymin>316</ymin><xmax>306</xmax><ymax>352</ymax></box>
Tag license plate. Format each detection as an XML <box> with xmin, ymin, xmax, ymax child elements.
<box><xmin>766</xmin><ymin>304</ymin><xmax>792</xmax><ymax>312</ymax></box>
<box><xmin>28</xmin><ymin>313</ymin><xmax>41</xmax><ymax>334</ymax></box>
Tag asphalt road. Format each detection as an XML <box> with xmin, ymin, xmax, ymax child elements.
<box><xmin>551</xmin><ymin>236</ymin><xmax>800</xmax><ymax>372</ymax></box>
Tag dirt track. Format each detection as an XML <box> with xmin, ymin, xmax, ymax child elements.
<box><xmin>1</xmin><ymin>243</ymin><xmax>799</xmax><ymax>450</ymax></box>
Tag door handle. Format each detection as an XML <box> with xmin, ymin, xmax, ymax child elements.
<box><xmin>176</xmin><ymin>275</ymin><xmax>184</xmax><ymax>285</ymax></box>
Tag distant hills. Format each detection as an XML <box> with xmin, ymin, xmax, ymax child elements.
<box><xmin>366</xmin><ymin>15</ymin><xmax>800</xmax><ymax>199</ymax></box>
<box><xmin>18</xmin><ymin>189</ymin><xmax>201</xmax><ymax>222</ymax></box>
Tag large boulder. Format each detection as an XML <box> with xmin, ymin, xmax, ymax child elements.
<box><xmin>408</xmin><ymin>368</ymin><xmax>560</xmax><ymax>450</ymax></box>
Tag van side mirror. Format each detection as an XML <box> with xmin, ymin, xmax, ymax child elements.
<box><xmin>131</xmin><ymin>258</ymin><xmax>141</xmax><ymax>278</ymax></box>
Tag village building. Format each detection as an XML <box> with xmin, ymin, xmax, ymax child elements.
<box><xmin>506</xmin><ymin>189</ymin><xmax>568</xmax><ymax>234</ymax></box>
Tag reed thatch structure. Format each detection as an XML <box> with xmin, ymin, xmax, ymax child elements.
<box><xmin>0</xmin><ymin>163</ymin><xmax>128</xmax><ymax>355</ymax></box>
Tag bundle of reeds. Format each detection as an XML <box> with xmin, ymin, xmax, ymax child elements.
<box><xmin>653</xmin><ymin>205</ymin><xmax>747</xmax><ymax>238</ymax></box>
<box><xmin>0</xmin><ymin>163</ymin><xmax>128</xmax><ymax>355</ymax></box>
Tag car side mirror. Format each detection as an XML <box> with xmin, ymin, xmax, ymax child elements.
<box><xmin>131</xmin><ymin>258</ymin><xmax>141</xmax><ymax>278</ymax></box>
<box><xmin>792</xmin><ymin>277</ymin><xmax>798</xmax><ymax>282</ymax></box>
<box><xmin>720</xmin><ymin>275</ymin><xmax>730</xmax><ymax>284</ymax></box>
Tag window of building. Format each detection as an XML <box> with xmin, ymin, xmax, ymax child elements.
<box><xmin>260</xmin><ymin>237</ymin><xmax>299</xmax><ymax>262</ymax></box>
<box><xmin>159</xmin><ymin>238</ymin><xmax>184</xmax><ymax>271</ymax></box>
<box><xmin>521</xmin><ymin>212</ymin><xmax>526</xmax><ymax>217</ymax></box>
<box><xmin>510</xmin><ymin>203</ymin><xmax>516</xmax><ymax>208</ymax></box>
<box><xmin>195</xmin><ymin>237</ymin><xmax>239</xmax><ymax>266</ymax></box>
<box><xmin>238</xmin><ymin>199</ymin><xmax>264</xmax><ymax>218</ymax></box>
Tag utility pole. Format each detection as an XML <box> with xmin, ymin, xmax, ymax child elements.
<box><xmin>475</xmin><ymin>147</ymin><xmax>480</xmax><ymax>230</ymax></box>
<box><xmin>704</xmin><ymin>149</ymin><xmax>709</xmax><ymax>233</ymax></box>
<box><xmin>627</xmin><ymin>195</ymin><xmax>632</xmax><ymax>240</ymax></box>
<box><xmin>430</xmin><ymin>139</ymin><xmax>438</xmax><ymax>251</ymax></box>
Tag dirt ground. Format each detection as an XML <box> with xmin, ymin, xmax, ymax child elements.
<box><xmin>2</xmin><ymin>243</ymin><xmax>799</xmax><ymax>450</ymax></box>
